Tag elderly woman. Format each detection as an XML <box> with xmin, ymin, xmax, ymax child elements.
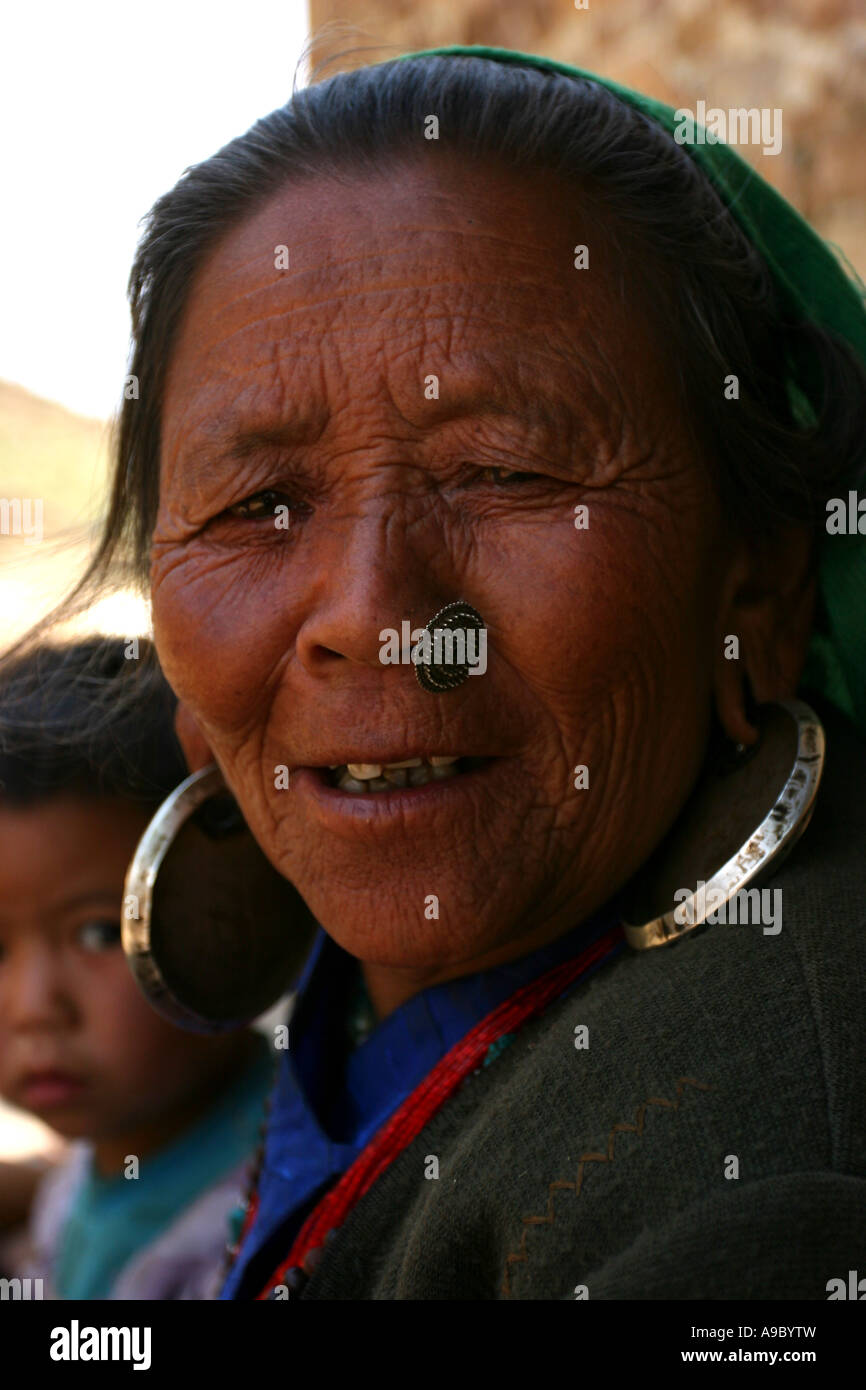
<box><xmin>63</xmin><ymin>46</ymin><xmax>866</xmax><ymax>1299</ymax></box>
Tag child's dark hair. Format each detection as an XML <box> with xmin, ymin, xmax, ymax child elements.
<box><xmin>0</xmin><ymin>637</ymin><xmax>187</xmax><ymax>807</ymax></box>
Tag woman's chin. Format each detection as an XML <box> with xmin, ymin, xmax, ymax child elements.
<box><xmin>302</xmin><ymin>887</ymin><xmax>527</xmax><ymax>971</ymax></box>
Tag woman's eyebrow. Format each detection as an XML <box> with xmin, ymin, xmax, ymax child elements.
<box><xmin>173</xmin><ymin>373</ymin><xmax>610</xmax><ymax>479</ymax></box>
<box><xmin>412</xmin><ymin>383</ymin><xmax>616</xmax><ymax>463</ymax></box>
<box><xmin>173</xmin><ymin>410</ymin><xmax>331</xmax><ymax>478</ymax></box>
<box><xmin>389</xmin><ymin>369</ymin><xmax>596</xmax><ymax>435</ymax></box>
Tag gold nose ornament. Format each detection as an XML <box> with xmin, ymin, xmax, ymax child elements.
<box><xmin>413</xmin><ymin>601</ymin><xmax>486</xmax><ymax>692</ymax></box>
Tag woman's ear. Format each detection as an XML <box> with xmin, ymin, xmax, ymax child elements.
<box><xmin>713</xmin><ymin>524</ymin><xmax>817</xmax><ymax>747</ymax></box>
<box><xmin>174</xmin><ymin>701</ymin><xmax>216</xmax><ymax>773</ymax></box>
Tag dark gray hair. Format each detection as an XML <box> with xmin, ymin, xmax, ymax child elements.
<box><xmin>0</xmin><ymin>637</ymin><xmax>185</xmax><ymax>802</ymax></box>
<box><xmin>44</xmin><ymin>53</ymin><xmax>866</xmax><ymax>617</ymax></box>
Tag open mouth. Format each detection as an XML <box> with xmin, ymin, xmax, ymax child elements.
<box><xmin>323</xmin><ymin>755</ymin><xmax>488</xmax><ymax>793</ymax></box>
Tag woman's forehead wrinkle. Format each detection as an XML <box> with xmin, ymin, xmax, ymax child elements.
<box><xmin>196</xmin><ymin>211</ymin><xmax>554</xmax><ymax>350</ymax></box>
<box><xmin>171</xmin><ymin>165</ymin><xmax>591</xmax><ymax>349</ymax></box>
<box><xmin>161</xmin><ymin>167</ymin><xmax>681</xmax><ymax>499</ymax></box>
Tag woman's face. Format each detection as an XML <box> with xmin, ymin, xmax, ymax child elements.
<box><xmin>151</xmin><ymin>157</ymin><xmax>742</xmax><ymax>982</ymax></box>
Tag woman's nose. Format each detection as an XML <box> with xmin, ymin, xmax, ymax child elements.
<box><xmin>295</xmin><ymin>503</ymin><xmax>457</xmax><ymax>676</ymax></box>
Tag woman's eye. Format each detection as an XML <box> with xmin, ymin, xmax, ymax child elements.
<box><xmin>478</xmin><ymin>466</ymin><xmax>543</xmax><ymax>486</ymax></box>
<box><xmin>77</xmin><ymin>920</ymin><xmax>122</xmax><ymax>953</ymax></box>
<box><xmin>226</xmin><ymin>490</ymin><xmax>293</xmax><ymax>521</ymax></box>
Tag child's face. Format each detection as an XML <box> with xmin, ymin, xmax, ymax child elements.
<box><xmin>0</xmin><ymin>794</ymin><xmax>246</xmax><ymax>1154</ymax></box>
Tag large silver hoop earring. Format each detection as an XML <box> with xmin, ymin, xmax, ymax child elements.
<box><xmin>122</xmin><ymin>765</ymin><xmax>317</xmax><ymax>1033</ymax></box>
<box><xmin>622</xmin><ymin>698</ymin><xmax>824</xmax><ymax>950</ymax></box>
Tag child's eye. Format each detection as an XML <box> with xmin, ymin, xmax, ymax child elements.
<box><xmin>77</xmin><ymin>920</ymin><xmax>122</xmax><ymax>952</ymax></box>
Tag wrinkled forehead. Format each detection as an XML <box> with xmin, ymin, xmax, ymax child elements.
<box><xmin>161</xmin><ymin>158</ymin><xmax>679</xmax><ymax>471</ymax></box>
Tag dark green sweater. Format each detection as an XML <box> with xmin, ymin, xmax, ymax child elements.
<box><xmin>303</xmin><ymin>704</ymin><xmax>866</xmax><ymax>1300</ymax></box>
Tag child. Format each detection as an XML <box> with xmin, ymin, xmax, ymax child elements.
<box><xmin>0</xmin><ymin>638</ymin><xmax>275</xmax><ymax>1299</ymax></box>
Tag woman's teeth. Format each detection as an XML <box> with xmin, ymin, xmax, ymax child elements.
<box><xmin>328</xmin><ymin>755</ymin><xmax>462</xmax><ymax>792</ymax></box>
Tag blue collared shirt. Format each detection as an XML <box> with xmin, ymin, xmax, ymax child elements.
<box><xmin>221</xmin><ymin>902</ymin><xmax>622</xmax><ymax>1298</ymax></box>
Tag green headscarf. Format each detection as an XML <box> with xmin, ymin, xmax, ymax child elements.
<box><xmin>399</xmin><ymin>45</ymin><xmax>866</xmax><ymax>736</ymax></box>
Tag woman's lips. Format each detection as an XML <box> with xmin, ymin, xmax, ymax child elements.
<box><xmin>327</xmin><ymin>754</ymin><xmax>481</xmax><ymax>791</ymax></box>
<box><xmin>18</xmin><ymin>1070</ymin><xmax>87</xmax><ymax>1110</ymax></box>
<box><xmin>292</xmin><ymin>756</ymin><xmax>500</xmax><ymax>831</ymax></box>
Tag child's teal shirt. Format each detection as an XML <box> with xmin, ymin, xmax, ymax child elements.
<box><xmin>55</xmin><ymin>1036</ymin><xmax>274</xmax><ymax>1299</ymax></box>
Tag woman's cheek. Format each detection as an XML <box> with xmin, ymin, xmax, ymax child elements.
<box><xmin>152</xmin><ymin>543</ymin><xmax>294</xmax><ymax>736</ymax></box>
<box><xmin>491</xmin><ymin>508</ymin><xmax>673</xmax><ymax>701</ymax></box>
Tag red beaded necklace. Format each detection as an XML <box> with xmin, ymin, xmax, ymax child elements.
<box><xmin>239</xmin><ymin>922</ymin><xmax>625</xmax><ymax>1299</ymax></box>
